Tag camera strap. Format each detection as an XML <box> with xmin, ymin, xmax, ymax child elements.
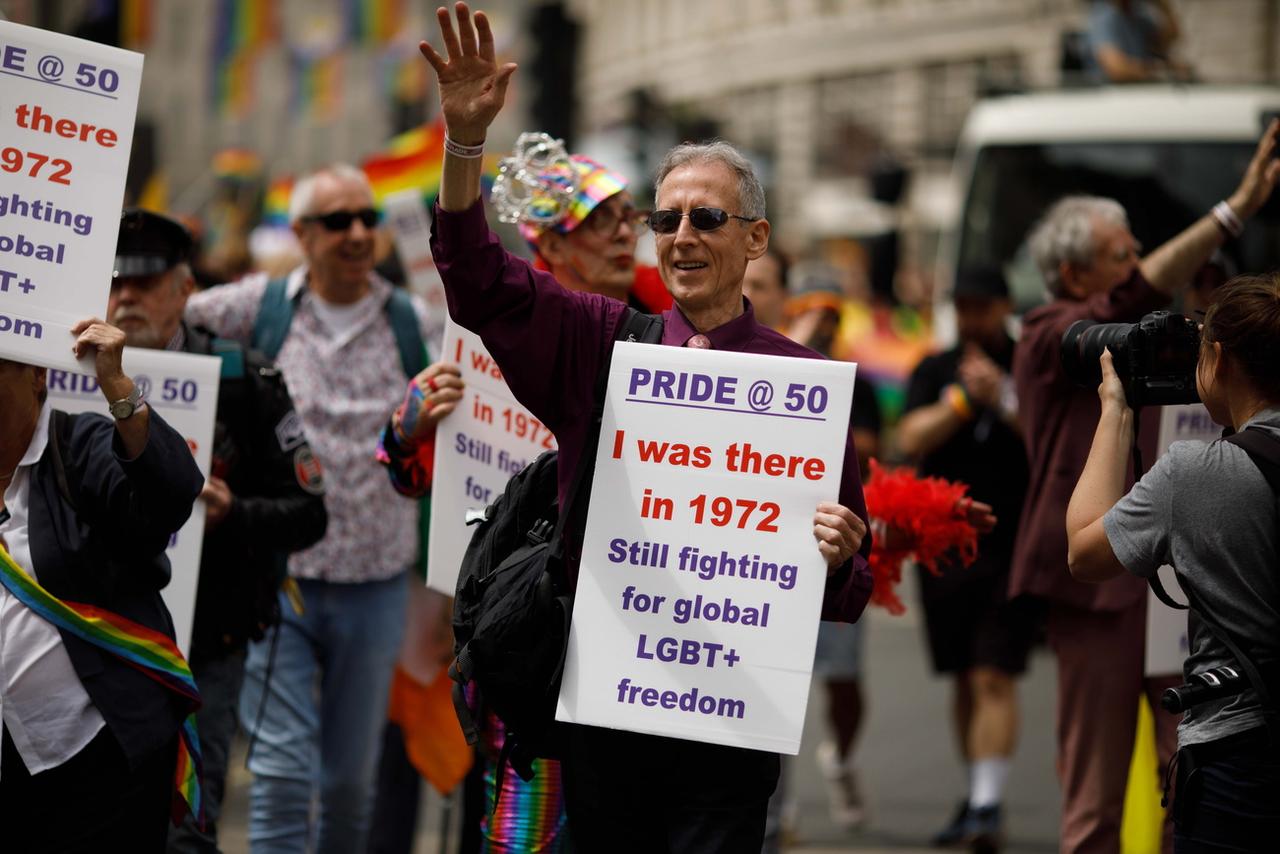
<box><xmin>1146</xmin><ymin>426</ymin><xmax>1280</xmax><ymax>741</ymax></box>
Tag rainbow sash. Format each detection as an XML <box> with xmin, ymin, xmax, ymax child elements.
<box><xmin>0</xmin><ymin>545</ymin><xmax>203</xmax><ymax>827</ymax></box>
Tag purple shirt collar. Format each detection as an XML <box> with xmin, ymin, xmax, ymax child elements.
<box><xmin>662</xmin><ymin>298</ymin><xmax>759</xmax><ymax>350</ymax></box>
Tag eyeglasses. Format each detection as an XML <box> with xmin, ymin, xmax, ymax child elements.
<box><xmin>582</xmin><ymin>204</ymin><xmax>650</xmax><ymax>237</ymax></box>
<box><xmin>647</xmin><ymin>207</ymin><xmax>756</xmax><ymax>235</ymax></box>
<box><xmin>301</xmin><ymin>208</ymin><xmax>380</xmax><ymax>232</ymax></box>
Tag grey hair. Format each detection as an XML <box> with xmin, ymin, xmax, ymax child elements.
<box><xmin>288</xmin><ymin>163</ymin><xmax>373</xmax><ymax>224</ymax></box>
<box><xmin>1027</xmin><ymin>195</ymin><xmax>1129</xmax><ymax>297</ymax></box>
<box><xmin>654</xmin><ymin>141</ymin><xmax>767</xmax><ymax>221</ymax></box>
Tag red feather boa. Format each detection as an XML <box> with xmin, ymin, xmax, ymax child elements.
<box><xmin>862</xmin><ymin>460</ymin><xmax>979</xmax><ymax>615</ymax></box>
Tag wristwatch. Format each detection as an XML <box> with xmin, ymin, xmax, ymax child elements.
<box><xmin>109</xmin><ymin>384</ymin><xmax>144</xmax><ymax>420</ymax></box>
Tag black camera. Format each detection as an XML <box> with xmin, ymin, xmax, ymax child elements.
<box><xmin>1060</xmin><ymin>311</ymin><xmax>1202</xmax><ymax>407</ymax></box>
<box><xmin>1161</xmin><ymin>665</ymin><xmax>1245</xmax><ymax>714</ymax></box>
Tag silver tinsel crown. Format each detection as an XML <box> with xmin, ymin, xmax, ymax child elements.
<box><xmin>489</xmin><ymin>132</ymin><xmax>579</xmax><ymax>227</ymax></box>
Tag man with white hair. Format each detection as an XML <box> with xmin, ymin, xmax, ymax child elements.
<box><xmin>185</xmin><ymin>164</ymin><xmax>438</xmax><ymax>853</ymax></box>
<box><xmin>1011</xmin><ymin>122</ymin><xmax>1280</xmax><ymax>853</ymax></box>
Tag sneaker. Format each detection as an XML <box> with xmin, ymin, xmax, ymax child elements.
<box><xmin>931</xmin><ymin>800</ymin><xmax>972</xmax><ymax>847</ymax></box>
<box><xmin>815</xmin><ymin>741</ymin><xmax>867</xmax><ymax>829</ymax></box>
<box><xmin>966</xmin><ymin>804</ymin><xmax>1003</xmax><ymax>853</ymax></box>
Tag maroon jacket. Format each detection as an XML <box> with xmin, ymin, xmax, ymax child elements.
<box><xmin>1009</xmin><ymin>269</ymin><xmax>1167</xmax><ymax>611</ymax></box>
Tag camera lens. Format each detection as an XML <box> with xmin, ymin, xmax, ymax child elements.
<box><xmin>1060</xmin><ymin>320</ymin><xmax>1134</xmax><ymax>389</ymax></box>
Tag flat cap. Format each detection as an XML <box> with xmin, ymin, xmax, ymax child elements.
<box><xmin>114</xmin><ymin>208</ymin><xmax>194</xmax><ymax>278</ymax></box>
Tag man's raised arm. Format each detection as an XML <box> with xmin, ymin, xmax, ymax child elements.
<box><xmin>420</xmin><ymin>2</ymin><xmax>517</xmax><ymax>213</ymax></box>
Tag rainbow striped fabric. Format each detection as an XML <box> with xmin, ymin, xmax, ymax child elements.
<box><xmin>517</xmin><ymin>154</ymin><xmax>629</xmax><ymax>244</ymax></box>
<box><xmin>0</xmin><ymin>546</ymin><xmax>203</xmax><ymax>827</ymax></box>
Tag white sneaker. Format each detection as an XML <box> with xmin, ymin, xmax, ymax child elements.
<box><xmin>816</xmin><ymin>741</ymin><xmax>867</xmax><ymax>830</ymax></box>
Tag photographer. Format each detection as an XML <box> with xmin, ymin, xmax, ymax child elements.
<box><xmin>1011</xmin><ymin>120</ymin><xmax>1279</xmax><ymax>851</ymax></box>
<box><xmin>1066</xmin><ymin>275</ymin><xmax>1280</xmax><ymax>847</ymax></box>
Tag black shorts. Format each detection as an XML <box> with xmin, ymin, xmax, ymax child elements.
<box><xmin>916</xmin><ymin>561</ymin><xmax>1041</xmax><ymax>676</ymax></box>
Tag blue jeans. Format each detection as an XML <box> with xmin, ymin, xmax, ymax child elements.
<box><xmin>238</xmin><ymin>574</ymin><xmax>408</xmax><ymax>854</ymax></box>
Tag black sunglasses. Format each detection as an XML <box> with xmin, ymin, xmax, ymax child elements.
<box><xmin>302</xmin><ymin>208</ymin><xmax>380</xmax><ymax>231</ymax></box>
<box><xmin>647</xmin><ymin>207</ymin><xmax>756</xmax><ymax>234</ymax></box>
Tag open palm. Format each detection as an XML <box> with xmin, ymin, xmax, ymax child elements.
<box><xmin>420</xmin><ymin>3</ymin><xmax>516</xmax><ymax>143</ymax></box>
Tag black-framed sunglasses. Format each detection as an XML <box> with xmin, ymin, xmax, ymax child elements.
<box><xmin>302</xmin><ymin>208</ymin><xmax>380</xmax><ymax>231</ymax></box>
<box><xmin>646</xmin><ymin>207</ymin><xmax>755</xmax><ymax>235</ymax></box>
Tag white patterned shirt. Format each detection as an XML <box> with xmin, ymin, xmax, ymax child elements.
<box><xmin>185</xmin><ymin>267</ymin><xmax>432</xmax><ymax>583</ymax></box>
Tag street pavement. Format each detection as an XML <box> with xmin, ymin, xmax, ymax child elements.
<box><xmin>218</xmin><ymin>569</ymin><xmax>1061</xmax><ymax>852</ymax></box>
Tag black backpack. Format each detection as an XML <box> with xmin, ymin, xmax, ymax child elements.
<box><xmin>448</xmin><ymin>308</ymin><xmax>663</xmax><ymax>794</ymax></box>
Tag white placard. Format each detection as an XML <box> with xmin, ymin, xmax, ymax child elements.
<box><xmin>384</xmin><ymin>189</ymin><xmax>446</xmax><ymax>355</ymax></box>
<box><xmin>426</xmin><ymin>317</ymin><xmax>556</xmax><ymax>594</ymax></box>
<box><xmin>46</xmin><ymin>348</ymin><xmax>221</xmax><ymax>657</ymax></box>
<box><xmin>0</xmin><ymin>22</ymin><xmax>143</xmax><ymax>371</ymax></box>
<box><xmin>1144</xmin><ymin>403</ymin><xmax>1220</xmax><ymax>677</ymax></box>
<box><xmin>557</xmin><ymin>343</ymin><xmax>856</xmax><ymax>754</ymax></box>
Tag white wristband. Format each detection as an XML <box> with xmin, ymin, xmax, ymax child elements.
<box><xmin>1211</xmin><ymin>201</ymin><xmax>1244</xmax><ymax>239</ymax></box>
<box><xmin>444</xmin><ymin>135</ymin><xmax>485</xmax><ymax>159</ymax></box>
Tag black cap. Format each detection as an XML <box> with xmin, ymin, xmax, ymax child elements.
<box><xmin>953</xmin><ymin>266</ymin><xmax>1009</xmax><ymax>300</ymax></box>
<box><xmin>114</xmin><ymin>208</ymin><xmax>194</xmax><ymax>278</ymax></box>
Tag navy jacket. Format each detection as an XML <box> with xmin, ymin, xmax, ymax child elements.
<box><xmin>28</xmin><ymin>407</ymin><xmax>203</xmax><ymax>767</ymax></box>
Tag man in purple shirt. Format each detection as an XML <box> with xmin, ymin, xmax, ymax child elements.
<box><xmin>420</xmin><ymin>5</ymin><xmax>870</xmax><ymax>851</ymax></box>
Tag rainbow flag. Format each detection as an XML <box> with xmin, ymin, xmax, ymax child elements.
<box><xmin>120</xmin><ymin>0</ymin><xmax>153</xmax><ymax>48</ymax></box>
<box><xmin>293</xmin><ymin>51</ymin><xmax>345</xmax><ymax>121</ymax></box>
<box><xmin>210</xmin><ymin>52</ymin><xmax>257</xmax><ymax>118</ymax></box>
<box><xmin>263</xmin><ymin>176</ymin><xmax>294</xmax><ymax>226</ymax></box>
<box><xmin>212</xmin><ymin>148</ymin><xmax>262</xmax><ymax>181</ymax></box>
<box><xmin>361</xmin><ymin>120</ymin><xmax>501</xmax><ymax>211</ymax></box>
<box><xmin>0</xmin><ymin>546</ymin><xmax>203</xmax><ymax>827</ymax></box>
<box><xmin>347</xmin><ymin>0</ymin><xmax>406</xmax><ymax>44</ymax></box>
<box><xmin>214</xmin><ymin>0</ymin><xmax>278</xmax><ymax>53</ymax></box>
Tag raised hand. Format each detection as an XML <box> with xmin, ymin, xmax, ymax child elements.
<box><xmin>1228</xmin><ymin>118</ymin><xmax>1280</xmax><ymax>219</ymax></box>
<box><xmin>420</xmin><ymin>3</ymin><xmax>517</xmax><ymax>144</ymax></box>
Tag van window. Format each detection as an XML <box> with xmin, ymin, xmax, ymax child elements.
<box><xmin>958</xmin><ymin>142</ymin><xmax>1280</xmax><ymax>310</ymax></box>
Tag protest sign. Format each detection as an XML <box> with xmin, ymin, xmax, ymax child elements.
<box><xmin>45</xmin><ymin>348</ymin><xmax>221</xmax><ymax>657</ymax></box>
<box><xmin>0</xmin><ymin>21</ymin><xmax>144</xmax><ymax>371</ymax></box>
<box><xmin>1144</xmin><ymin>403</ymin><xmax>1220</xmax><ymax>676</ymax></box>
<box><xmin>384</xmin><ymin>189</ymin><xmax>446</xmax><ymax>357</ymax></box>
<box><xmin>557</xmin><ymin>343</ymin><xmax>855</xmax><ymax>754</ymax></box>
<box><xmin>426</xmin><ymin>317</ymin><xmax>557</xmax><ymax>594</ymax></box>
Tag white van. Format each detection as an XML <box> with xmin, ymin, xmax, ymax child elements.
<box><xmin>936</xmin><ymin>85</ymin><xmax>1280</xmax><ymax>339</ymax></box>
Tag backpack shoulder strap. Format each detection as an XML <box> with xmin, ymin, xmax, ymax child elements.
<box><xmin>1225</xmin><ymin>427</ymin><xmax>1280</xmax><ymax>496</ymax></box>
<box><xmin>554</xmin><ymin>309</ymin><xmax>665</xmax><ymax>552</ymax></box>
<box><xmin>385</xmin><ymin>287</ymin><xmax>428</xmax><ymax>378</ymax></box>
<box><xmin>251</xmin><ymin>277</ymin><xmax>295</xmax><ymax>361</ymax></box>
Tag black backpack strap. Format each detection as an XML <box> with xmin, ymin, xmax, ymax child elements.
<box><xmin>551</xmin><ymin>309</ymin><xmax>664</xmax><ymax>558</ymax></box>
<box><xmin>385</xmin><ymin>287</ymin><xmax>428</xmax><ymax>378</ymax></box>
<box><xmin>1224</xmin><ymin>427</ymin><xmax>1280</xmax><ymax>496</ymax></box>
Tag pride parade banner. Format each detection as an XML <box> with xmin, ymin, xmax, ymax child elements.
<box><xmin>46</xmin><ymin>348</ymin><xmax>221</xmax><ymax>657</ymax></box>
<box><xmin>557</xmin><ymin>343</ymin><xmax>855</xmax><ymax>754</ymax></box>
<box><xmin>1143</xmin><ymin>403</ymin><xmax>1222</xmax><ymax>677</ymax></box>
<box><xmin>426</xmin><ymin>317</ymin><xmax>556</xmax><ymax>595</ymax></box>
<box><xmin>0</xmin><ymin>22</ymin><xmax>143</xmax><ymax>371</ymax></box>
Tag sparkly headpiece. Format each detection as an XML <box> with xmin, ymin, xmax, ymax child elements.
<box><xmin>490</xmin><ymin>132</ymin><xmax>629</xmax><ymax>244</ymax></box>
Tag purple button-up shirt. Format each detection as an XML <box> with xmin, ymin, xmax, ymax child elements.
<box><xmin>432</xmin><ymin>200</ymin><xmax>872</xmax><ymax>623</ymax></box>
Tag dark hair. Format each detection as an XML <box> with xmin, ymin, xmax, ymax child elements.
<box><xmin>761</xmin><ymin>246</ymin><xmax>790</xmax><ymax>291</ymax></box>
<box><xmin>1202</xmin><ymin>274</ymin><xmax>1280</xmax><ymax>402</ymax></box>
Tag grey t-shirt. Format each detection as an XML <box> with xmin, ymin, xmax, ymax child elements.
<box><xmin>1104</xmin><ymin>408</ymin><xmax>1280</xmax><ymax>746</ymax></box>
